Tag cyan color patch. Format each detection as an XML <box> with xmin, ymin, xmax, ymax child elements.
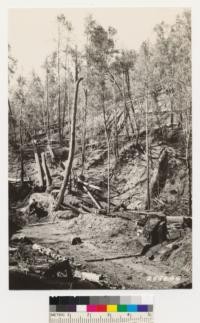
<box><xmin>127</xmin><ymin>305</ymin><xmax>137</xmax><ymax>312</ymax></box>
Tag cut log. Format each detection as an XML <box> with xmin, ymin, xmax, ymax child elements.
<box><xmin>74</xmin><ymin>271</ymin><xmax>104</xmax><ymax>284</ymax></box>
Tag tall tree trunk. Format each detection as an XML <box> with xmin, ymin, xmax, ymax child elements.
<box><xmin>42</xmin><ymin>97</ymin><xmax>46</xmax><ymax>130</ymax></box>
<box><xmin>112</xmin><ymin>87</ymin><xmax>119</xmax><ymax>163</ymax></box>
<box><xmin>187</xmin><ymin>149</ymin><xmax>192</xmax><ymax>217</ymax></box>
<box><xmin>54</xmin><ymin>77</ymin><xmax>83</xmax><ymax>210</ymax></box>
<box><xmin>41</xmin><ymin>152</ymin><xmax>52</xmax><ymax>191</ymax></box>
<box><xmin>122</xmin><ymin>72</ymin><xmax>134</xmax><ymax>137</ymax></box>
<box><xmin>125</xmin><ymin>69</ymin><xmax>139</xmax><ymax>144</ymax></box>
<box><xmin>151</xmin><ymin>92</ymin><xmax>162</xmax><ymax>131</ymax></box>
<box><xmin>81</xmin><ymin>88</ymin><xmax>88</xmax><ymax>175</ymax></box>
<box><xmin>102</xmin><ymin>85</ymin><xmax>111</xmax><ymax>213</ymax></box>
<box><xmin>8</xmin><ymin>100</ymin><xmax>17</xmax><ymax>144</ymax></box>
<box><xmin>107</xmin><ymin>138</ymin><xmax>111</xmax><ymax>213</ymax></box>
<box><xmin>62</xmin><ymin>92</ymin><xmax>68</xmax><ymax>140</ymax></box>
<box><xmin>19</xmin><ymin>105</ymin><xmax>24</xmax><ymax>184</ymax></box>
<box><xmin>57</xmin><ymin>25</ymin><xmax>62</xmax><ymax>144</ymax></box>
<box><xmin>170</xmin><ymin>95</ymin><xmax>174</xmax><ymax>129</ymax></box>
<box><xmin>185</xmin><ymin>103</ymin><xmax>192</xmax><ymax>217</ymax></box>
<box><xmin>46</xmin><ymin>65</ymin><xmax>50</xmax><ymax>140</ymax></box>
<box><xmin>75</xmin><ymin>45</ymin><xmax>79</xmax><ymax>82</ymax></box>
<box><xmin>45</xmin><ymin>66</ymin><xmax>55</xmax><ymax>163</ymax></box>
<box><xmin>62</xmin><ymin>49</ymin><xmax>68</xmax><ymax>140</ymax></box>
<box><xmin>145</xmin><ymin>91</ymin><xmax>151</xmax><ymax>210</ymax></box>
<box><xmin>33</xmin><ymin>140</ymin><xmax>44</xmax><ymax>189</ymax></box>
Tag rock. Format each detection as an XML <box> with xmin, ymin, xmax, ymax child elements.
<box><xmin>28</xmin><ymin>192</ymin><xmax>54</xmax><ymax>219</ymax></box>
<box><xmin>149</xmin><ymin>255</ymin><xmax>154</xmax><ymax>260</ymax></box>
<box><xmin>71</xmin><ymin>236</ymin><xmax>82</xmax><ymax>245</ymax></box>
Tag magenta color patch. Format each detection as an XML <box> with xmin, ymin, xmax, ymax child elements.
<box><xmin>87</xmin><ymin>305</ymin><xmax>97</xmax><ymax>312</ymax></box>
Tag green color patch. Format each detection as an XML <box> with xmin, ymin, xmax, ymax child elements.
<box><xmin>117</xmin><ymin>305</ymin><xmax>127</xmax><ymax>312</ymax></box>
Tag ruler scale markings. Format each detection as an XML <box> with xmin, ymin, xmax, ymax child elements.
<box><xmin>49</xmin><ymin>313</ymin><xmax>153</xmax><ymax>323</ymax></box>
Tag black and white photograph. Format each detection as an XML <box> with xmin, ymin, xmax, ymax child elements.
<box><xmin>8</xmin><ymin>7</ymin><xmax>192</xmax><ymax>290</ymax></box>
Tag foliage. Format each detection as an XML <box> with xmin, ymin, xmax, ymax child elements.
<box><xmin>9</xmin><ymin>10</ymin><xmax>191</xmax><ymax>145</ymax></box>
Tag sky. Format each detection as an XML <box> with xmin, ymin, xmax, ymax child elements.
<box><xmin>8</xmin><ymin>8</ymin><xmax>185</xmax><ymax>78</ymax></box>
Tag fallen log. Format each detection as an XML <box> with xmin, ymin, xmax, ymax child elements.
<box><xmin>27</xmin><ymin>221</ymin><xmax>59</xmax><ymax>227</ymax></box>
<box><xmin>74</xmin><ymin>271</ymin><xmax>104</xmax><ymax>284</ymax></box>
<box><xmin>136</xmin><ymin>211</ymin><xmax>192</xmax><ymax>225</ymax></box>
<box><xmin>33</xmin><ymin>243</ymin><xmax>67</xmax><ymax>262</ymax></box>
<box><xmin>83</xmin><ymin>186</ymin><xmax>102</xmax><ymax>210</ymax></box>
<box><xmin>137</xmin><ymin>211</ymin><xmax>166</xmax><ymax>218</ymax></box>
<box><xmin>85</xmin><ymin>252</ymin><xmax>142</xmax><ymax>263</ymax></box>
<box><xmin>30</xmin><ymin>244</ymin><xmax>108</xmax><ymax>288</ymax></box>
<box><xmin>77</xmin><ymin>177</ymin><xmax>102</xmax><ymax>192</ymax></box>
<box><xmin>166</xmin><ymin>216</ymin><xmax>192</xmax><ymax>225</ymax></box>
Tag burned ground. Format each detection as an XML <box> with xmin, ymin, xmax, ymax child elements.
<box><xmin>9</xmin><ymin>128</ymin><xmax>192</xmax><ymax>290</ymax></box>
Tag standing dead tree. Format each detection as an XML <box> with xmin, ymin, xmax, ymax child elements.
<box><xmin>81</xmin><ymin>88</ymin><xmax>88</xmax><ymax>175</ymax></box>
<box><xmin>19</xmin><ymin>101</ymin><xmax>24</xmax><ymax>185</ymax></box>
<box><xmin>185</xmin><ymin>101</ymin><xmax>192</xmax><ymax>217</ymax></box>
<box><xmin>122</xmin><ymin>71</ymin><xmax>134</xmax><ymax>138</ymax></box>
<box><xmin>33</xmin><ymin>140</ymin><xmax>44</xmax><ymax>189</ymax></box>
<box><xmin>101</xmin><ymin>80</ymin><xmax>111</xmax><ymax>213</ymax></box>
<box><xmin>145</xmin><ymin>90</ymin><xmax>151</xmax><ymax>210</ymax></box>
<box><xmin>54</xmin><ymin>77</ymin><xmax>83</xmax><ymax>211</ymax></box>
<box><xmin>33</xmin><ymin>140</ymin><xmax>45</xmax><ymax>189</ymax></box>
<box><xmin>8</xmin><ymin>100</ymin><xmax>17</xmax><ymax>145</ymax></box>
<box><xmin>41</xmin><ymin>152</ymin><xmax>52</xmax><ymax>192</ymax></box>
<box><xmin>124</xmin><ymin>69</ymin><xmax>140</xmax><ymax>144</ymax></box>
<box><xmin>57</xmin><ymin>16</ymin><xmax>62</xmax><ymax>144</ymax></box>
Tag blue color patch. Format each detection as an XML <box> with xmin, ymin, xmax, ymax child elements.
<box><xmin>127</xmin><ymin>305</ymin><xmax>137</xmax><ymax>312</ymax></box>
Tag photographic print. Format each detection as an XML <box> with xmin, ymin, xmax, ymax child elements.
<box><xmin>8</xmin><ymin>8</ymin><xmax>192</xmax><ymax>290</ymax></box>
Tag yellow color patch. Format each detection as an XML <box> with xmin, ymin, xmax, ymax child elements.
<box><xmin>107</xmin><ymin>305</ymin><xmax>117</xmax><ymax>312</ymax></box>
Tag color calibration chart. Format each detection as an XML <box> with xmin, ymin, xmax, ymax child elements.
<box><xmin>49</xmin><ymin>296</ymin><xmax>154</xmax><ymax>323</ymax></box>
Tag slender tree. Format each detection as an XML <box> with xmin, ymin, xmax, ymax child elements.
<box><xmin>54</xmin><ymin>77</ymin><xmax>83</xmax><ymax>210</ymax></box>
<box><xmin>81</xmin><ymin>88</ymin><xmax>88</xmax><ymax>174</ymax></box>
